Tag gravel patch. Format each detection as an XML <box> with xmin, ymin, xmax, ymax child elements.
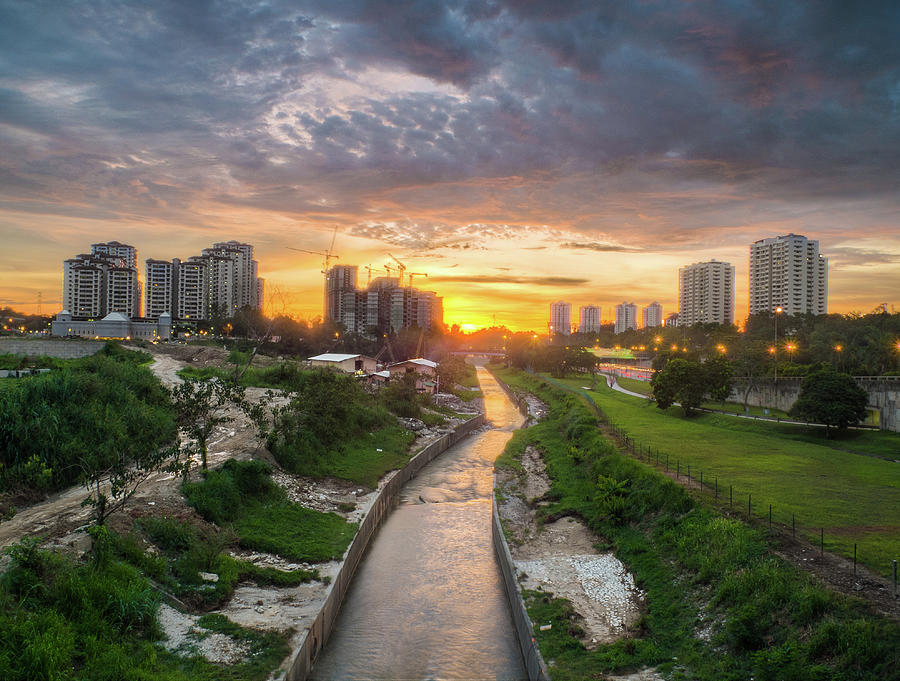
<box><xmin>157</xmin><ymin>603</ymin><xmax>250</xmax><ymax>664</ymax></box>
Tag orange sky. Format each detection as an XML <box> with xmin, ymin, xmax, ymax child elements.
<box><xmin>2</xmin><ymin>3</ymin><xmax>899</xmax><ymax>329</ymax></box>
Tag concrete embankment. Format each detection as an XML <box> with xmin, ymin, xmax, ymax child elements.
<box><xmin>488</xmin><ymin>366</ymin><xmax>551</xmax><ymax>681</ymax></box>
<box><xmin>284</xmin><ymin>413</ymin><xmax>486</xmax><ymax>681</ymax></box>
<box><xmin>492</xmin><ymin>492</ymin><xmax>551</xmax><ymax>681</ymax></box>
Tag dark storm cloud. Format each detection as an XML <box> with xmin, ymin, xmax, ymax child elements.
<box><xmin>561</xmin><ymin>242</ymin><xmax>637</xmax><ymax>253</ymax></box>
<box><xmin>0</xmin><ymin>0</ymin><xmax>899</xmax><ymax>246</ymax></box>
<box><xmin>430</xmin><ymin>274</ymin><xmax>589</xmax><ymax>286</ymax></box>
<box><xmin>827</xmin><ymin>247</ymin><xmax>900</xmax><ymax>267</ymax></box>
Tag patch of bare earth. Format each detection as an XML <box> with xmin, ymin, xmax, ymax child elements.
<box><xmin>497</xmin><ymin>445</ymin><xmax>645</xmax><ymax>650</ymax></box>
<box><xmin>157</xmin><ymin>603</ymin><xmax>251</xmax><ymax>664</ymax></box>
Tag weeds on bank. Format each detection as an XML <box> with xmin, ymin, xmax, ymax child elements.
<box><xmin>184</xmin><ymin>459</ymin><xmax>357</xmax><ymax>563</ymax></box>
<box><xmin>113</xmin><ymin>515</ymin><xmax>320</xmax><ymax>610</ymax></box>
<box><xmin>492</xmin><ymin>366</ymin><xmax>900</xmax><ymax>681</ymax></box>
<box><xmin>0</xmin><ymin>535</ymin><xmax>289</xmax><ymax>681</ymax></box>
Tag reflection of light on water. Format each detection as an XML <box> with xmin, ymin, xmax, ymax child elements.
<box><xmin>311</xmin><ymin>368</ymin><xmax>526</xmax><ymax>681</ymax></box>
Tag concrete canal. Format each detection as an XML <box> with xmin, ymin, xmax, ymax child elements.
<box><xmin>310</xmin><ymin>364</ymin><xmax>527</xmax><ymax>680</ymax></box>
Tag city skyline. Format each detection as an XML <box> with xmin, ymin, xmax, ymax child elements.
<box><xmin>1</xmin><ymin>2</ymin><xmax>899</xmax><ymax>330</ymax></box>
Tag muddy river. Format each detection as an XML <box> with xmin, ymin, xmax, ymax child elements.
<box><xmin>310</xmin><ymin>364</ymin><xmax>527</xmax><ymax>681</ymax></box>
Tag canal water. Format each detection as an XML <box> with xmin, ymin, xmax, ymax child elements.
<box><xmin>310</xmin><ymin>364</ymin><xmax>527</xmax><ymax>681</ymax></box>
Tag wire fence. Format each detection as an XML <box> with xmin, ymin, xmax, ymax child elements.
<box><xmin>539</xmin><ymin>375</ymin><xmax>900</xmax><ymax>594</ymax></box>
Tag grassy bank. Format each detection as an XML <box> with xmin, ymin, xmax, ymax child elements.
<box><xmin>184</xmin><ymin>459</ymin><xmax>357</xmax><ymax>563</ymax></box>
<box><xmin>0</xmin><ymin>536</ymin><xmax>289</xmax><ymax>680</ymax></box>
<box><xmin>546</xmin><ymin>373</ymin><xmax>900</xmax><ymax>574</ymax></box>
<box><xmin>491</xmin><ymin>366</ymin><xmax>900</xmax><ymax>681</ymax></box>
<box><xmin>0</xmin><ymin>343</ymin><xmax>176</xmax><ymax>496</ymax></box>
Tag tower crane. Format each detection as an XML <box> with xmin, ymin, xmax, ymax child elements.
<box><xmin>407</xmin><ymin>272</ymin><xmax>428</xmax><ymax>287</ymax></box>
<box><xmin>286</xmin><ymin>226</ymin><xmax>341</xmax><ymax>275</ymax></box>
<box><xmin>363</xmin><ymin>265</ymin><xmax>376</xmax><ymax>286</ymax></box>
<box><xmin>387</xmin><ymin>253</ymin><xmax>407</xmax><ymax>286</ymax></box>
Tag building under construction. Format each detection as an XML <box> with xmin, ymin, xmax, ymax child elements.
<box><xmin>325</xmin><ymin>264</ymin><xmax>443</xmax><ymax>335</ymax></box>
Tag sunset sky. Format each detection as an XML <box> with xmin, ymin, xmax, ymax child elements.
<box><xmin>1</xmin><ymin>1</ymin><xmax>899</xmax><ymax>330</ymax></box>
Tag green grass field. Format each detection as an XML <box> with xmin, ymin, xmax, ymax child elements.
<box><xmin>545</xmin><ymin>374</ymin><xmax>900</xmax><ymax>576</ymax></box>
<box><xmin>490</xmin><ymin>366</ymin><xmax>900</xmax><ymax>681</ymax></box>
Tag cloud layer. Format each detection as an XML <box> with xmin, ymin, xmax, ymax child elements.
<box><xmin>1</xmin><ymin>0</ymin><xmax>899</xmax><ymax>325</ymax></box>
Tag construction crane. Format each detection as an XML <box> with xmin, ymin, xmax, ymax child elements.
<box><xmin>387</xmin><ymin>253</ymin><xmax>407</xmax><ymax>286</ymax></box>
<box><xmin>286</xmin><ymin>226</ymin><xmax>341</xmax><ymax>274</ymax></box>
<box><xmin>407</xmin><ymin>272</ymin><xmax>428</xmax><ymax>287</ymax></box>
<box><xmin>363</xmin><ymin>265</ymin><xmax>376</xmax><ymax>286</ymax></box>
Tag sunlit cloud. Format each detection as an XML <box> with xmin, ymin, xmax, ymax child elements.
<box><xmin>1</xmin><ymin>0</ymin><xmax>898</xmax><ymax>328</ymax></box>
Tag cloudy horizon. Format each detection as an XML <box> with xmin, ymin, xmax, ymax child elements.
<box><xmin>2</xmin><ymin>0</ymin><xmax>899</xmax><ymax>329</ymax></box>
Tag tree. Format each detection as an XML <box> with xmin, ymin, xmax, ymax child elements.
<box><xmin>81</xmin><ymin>441</ymin><xmax>181</xmax><ymax>526</ymax></box>
<box><xmin>171</xmin><ymin>378</ymin><xmax>247</xmax><ymax>472</ymax></box>
<box><xmin>789</xmin><ymin>369</ymin><xmax>869</xmax><ymax>436</ymax></box>
<box><xmin>650</xmin><ymin>358</ymin><xmax>707</xmax><ymax>415</ymax></box>
<box><xmin>704</xmin><ymin>355</ymin><xmax>734</xmax><ymax>403</ymax></box>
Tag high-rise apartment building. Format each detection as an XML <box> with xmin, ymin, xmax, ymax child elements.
<box><xmin>62</xmin><ymin>245</ymin><xmax>140</xmax><ymax>319</ymax></box>
<box><xmin>325</xmin><ymin>265</ymin><xmax>359</xmax><ymax>323</ymax></box>
<box><xmin>642</xmin><ymin>302</ymin><xmax>663</xmax><ymax>328</ymax></box>
<box><xmin>549</xmin><ymin>301</ymin><xmax>572</xmax><ymax>335</ymax></box>
<box><xmin>91</xmin><ymin>241</ymin><xmax>137</xmax><ymax>268</ymax></box>
<box><xmin>678</xmin><ymin>260</ymin><xmax>735</xmax><ymax>326</ymax></box>
<box><xmin>749</xmin><ymin>234</ymin><xmax>828</xmax><ymax>316</ymax></box>
<box><xmin>145</xmin><ymin>259</ymin><xmax>177</xmax><ymax>319</ymax></box>
<box><xmin>62</xmin><ymin>256</ymin><xmax>106</xmax><ymax>317</ymax></box>
<box><xmin>614</xmin><ymin>302</ymin><xmax>638</xmax><ymax>334</ymax></box>
<box><xmin>177</xmin><ymin>259</ymin><xmax>209</xmax><ymax>321</ymax></box>
<box><xmin>578</xmin><ymin>305</ymin><xmax>602</xmax><ymax>333</ymax></box>
<box><xmin>61</xmin><ymin>240</ymin><xmax>261</xmax><ymax>323</ymax></box>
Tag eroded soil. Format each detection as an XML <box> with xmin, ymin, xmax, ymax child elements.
<box><xmin>497</xmin><ymin>445</ymin><xmax>645</xmax><ymax>649</ymax></box>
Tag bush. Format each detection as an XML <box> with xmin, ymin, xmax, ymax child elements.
<box><xmin>0</xmin><ymin>350</ymin><xmax>176</xmax><ymax>495</ymax></box>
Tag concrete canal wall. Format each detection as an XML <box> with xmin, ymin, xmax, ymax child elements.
<box><xmin>286</xmin><ymin>413</ymin><xmax>487</xmax><ymax>681</ymax></box>
<box><xmin>492</xmin><ymin>488</ymin><xmax>552</xmax><ymax>681</ymax></box>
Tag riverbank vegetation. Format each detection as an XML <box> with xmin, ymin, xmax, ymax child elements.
<box><xmin>543</xmin><ymin>373</ymin><xmax>900</xmax><ymax>574</ymax></box>
<box><xmin>184</xmin><ymin>459</ymin><xmax>357</xmax><ymax>563</ymax></box>
<box><xmin>265</xmin><ymin>369</ymin><xmax>417</xmax><ymax>487</ymax></box>
<box><xmin>492</xmin><ymin>366</ymin><xmax>899</xmax><ymax>681</ymax></box>
<box><xmin>0</xmin><ymin>344</ymin><xmax>176</xmax><ymax>499</ymax></box>
<box><xmin>0</xmin><ymin>535</ymin><xmax>289</xmax><ymax>681</ymax></box>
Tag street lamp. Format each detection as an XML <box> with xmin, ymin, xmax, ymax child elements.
<box><xmin>786</xmin><ymin>342</ymin><xmax>796</xmax><ymax>363</ymax></box>
<box><xmin>833</xmin><ymin>344</ymin><xmax>843</xmax><ymax>371</ymax></box>
<box><xmin>773</xmin><ymin>306</ymin><xmax>783</xmax><ymax>385</ymax></box>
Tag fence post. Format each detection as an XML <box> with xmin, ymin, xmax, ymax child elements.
<box><xmin>893</xmin><ymin>560</ymin><xmax>897</xmax><ymax>597</ymax></box>
<box><xmin>769</xmin><ymin>504</ymin><xmax>772</xmax><ymax>528</ymax></box>
<box><xmin>715</xmin><ymin>477</ymin><xmax>718</xmax><ymax>499</ymax></box>
<box><xmin>792</xmin><ymin>513</ymin><xmax>795</xmax><ymax>538</ymax></box>
<box><xmin>676</xmin><ymin>461</ymin><xmax>679</xmax><ymax>479</ymax></box>
<box><xmin>820</xmin><ymin>528</ymin><xmax>824</xmax><ymax>556</ymax></box>
<box><xmin>853</xmin><ymin>544</ymin><xmax>857</xmax><ymax>575</ymax></box>
<box><xmin>748</xmin><ymin>493</ymin><xmax>751</xmax><ymax>520</ymax></box>
<box><xmin>700</xmin><ymin>471</ymin><xmax>703</xmax><ymax>490</ymax></box>
<box><xmin>729</xmin><ymin>485</ymin><xmax>733</xmax><ymax>506</ymax></box>
<box><xmin>687</xmin><ymin>464</ymin><xmax>691</xmax><ymax>486</ymax></box>
<box><xmin>666</xmin><ymin>454</ymin><xmax>669</xmax><ymax>472</ymax></box>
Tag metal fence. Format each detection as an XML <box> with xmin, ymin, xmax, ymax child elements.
<box><xmin>541</xmin><ymin>376</ymin><xmax>900</xmax><ymax>592</ymax></box>
<box><xmin>286</xmin><ymin>413</ymin><xmax>487</xmax><ymax>681</ymax></box>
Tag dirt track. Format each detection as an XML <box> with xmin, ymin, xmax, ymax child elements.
<box><xmin>0</xmin><ymin>349</ymin><xmax>265</xmax><ymax>551</ymax></box>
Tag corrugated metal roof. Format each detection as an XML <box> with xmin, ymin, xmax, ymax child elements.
<box><xmin>407</xmin><ymin>358</ymin><xmax>438</xmax><ymax>368</ymax></box>
<box><xmin>308</xmin><ymin>353</ymin><xmax>362</xmax><ymax>362</ymax></box>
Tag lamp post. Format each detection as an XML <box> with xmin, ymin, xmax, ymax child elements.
<box><xmin>773</xmin><ymin>306</ymin><xmax>782</xmax><ymax>382</ymax></box>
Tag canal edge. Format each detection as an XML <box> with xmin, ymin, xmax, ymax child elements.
<box><xmin>285</xmin><ymin>412</ymin><xmax>487</xmax><ymax>681</ymax></box>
